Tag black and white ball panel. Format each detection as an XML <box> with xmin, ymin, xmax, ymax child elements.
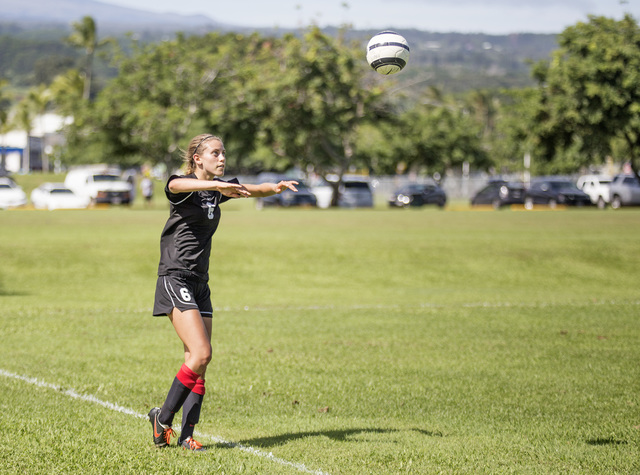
<box><xmin>366</xmin><ymin>31</ymin><xmax>410</xmax><ymax>75</ymax></box>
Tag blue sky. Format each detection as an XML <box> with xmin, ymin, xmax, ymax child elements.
<box><xmin>99</xmin><ymin>0</ymin><xmax>639</xmax><ymax>34</ymax></box>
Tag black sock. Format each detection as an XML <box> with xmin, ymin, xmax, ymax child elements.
<box><xmin>179</xmin><ymin>390</ymin><xmax>204</xmax><ymax>443</ymax></box>
<box><xmin>159</xmin><ymin>364</ymin><xmax>200</xmax><ymax>426</ymax></box>
<box><xmin>159</xmin><ymin>377</ymin><xmax>192</xmax><ymax>426</ymax></box>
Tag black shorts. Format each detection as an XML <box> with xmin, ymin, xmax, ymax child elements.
<box><xmin>153</xmin><ymin>274</ymin><xmax>213</xmax><ymax>317</ymax></box>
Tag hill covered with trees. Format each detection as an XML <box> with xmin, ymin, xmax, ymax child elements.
<box><xmin>0</xmin><ymin>18</ymin><xmax>558</xmax><ymax>95</ymax></box>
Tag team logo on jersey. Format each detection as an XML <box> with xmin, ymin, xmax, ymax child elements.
<box><xmin>205</xmin><ymin>202</ymin><xmax>216</xmax><ymax>219</ymax></box>
<box><xmin>198</xmin><ymin>190</ymin><xmax>219</xmax><ymax>220</ymax></box>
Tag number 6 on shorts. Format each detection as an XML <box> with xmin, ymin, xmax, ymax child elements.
<box><xmin>180</xmin><ymin>287</ymin><xmax>192</xmax><ymax>302</ymax></box>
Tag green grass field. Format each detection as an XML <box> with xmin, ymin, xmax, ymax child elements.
<box><xmin>1</xmin><ymin>203</ymin><xmax>639</xmax><ymax>474</ymax></box>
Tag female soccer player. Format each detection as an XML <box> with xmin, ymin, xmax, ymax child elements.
<box><xmin>148</xmin><ymin>134</ymin><xmax>298</xmax><ymax>451</ymax></box>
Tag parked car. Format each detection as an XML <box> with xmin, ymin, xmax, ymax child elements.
<box><xmin>609</xmin><ymin>174</ymin><xmax>640</xmax><ymax>209</ymax></box>
<box><xmin>524</xmin><ymin>178</ymin><xmax>592</xmax><ymax>209</ymax></box>
<box><xmin>255</xmin><ymin>174</ymin><xmax>317</xmax><ymax>209</ymax></box>
<box><xmin>64</xmin><ymin>166</ymin><xmax>132</xmax><ymax>205</ymax></box>
<box><xmin>470</xmin><ymin>180</ymin><xmax>525</xmax><ymax>209</ymax></box>
<box><xmin>576</xmin><ymin>174</ymin><xmax>611</xmax><ymax>209</ymax></box>
<box><xmin>307</xmin><ymin>175</ymin><xmax>374</xmax><ymax>208</ymax></box>
<box><xmin>0</xmin><ymin>176</ymin><xmax>27</xmax><ymax>209</ymax></box>
<box><xmin>388</xmin><ymin>183</ymin><xmax>447</xmax><ymax>208</ymax></box>
<box><xmin>30</xmin><ymin>182</ymin><xmax>90</xmax><ymax>210</ymax></box>
<box><xmin>338</xmin><ymin>178</ymin><xmax>374</xmax><ymax>208</ymax></box>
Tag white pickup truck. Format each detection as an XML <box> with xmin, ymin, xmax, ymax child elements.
<box><xmin>64</xmin><ymin>166</ymin><xmax>132</xmax><ymax>205</ymax></box>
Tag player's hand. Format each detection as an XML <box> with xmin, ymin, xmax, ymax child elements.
<box><xmin>274</xmin><ymin>180</ymin><xmax>299</xmax><ymax>194</ymax></box>
<box><xmin>218</xmin><ymin>182</ymin><xmax>251</xmax><ymax>198</ymax></box>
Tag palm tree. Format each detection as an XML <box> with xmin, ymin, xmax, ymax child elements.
<box><xmin>49</xmin><ymin>69</ymin><xmax>85</xmax><ymax>115</ymax></box>
<box><xmin>465</xmin><ymin>89</ymin><xmax>498</xmax><ymax>140</ymax></box>
<box><xmin>66</xmin><ymin>16</ymin><xmax>109</xmax><ymax>100</ymax></box>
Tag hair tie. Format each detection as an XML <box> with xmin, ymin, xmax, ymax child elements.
<box><xmin>192</xmin><ymin>135</ymin><xmax>214</xmax><ymax>157</ymax></box>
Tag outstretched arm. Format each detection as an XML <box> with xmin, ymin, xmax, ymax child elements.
<box><xmin>243</xmin><ymin>180</ymin><xmax>299</xmax><ymax>198</ymax></box>
<box><xmin>168</xmin><ymin>178</ymin><xmax>251</xmax><ymax>198</ymax></box>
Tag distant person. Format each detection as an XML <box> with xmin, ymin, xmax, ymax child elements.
<box><xmin>148</xmin><ymin>134</ymin><xmax>298</xmax><ymax>451</ymax></box>
<box><xmin>124</xmin><ymin>170</ymin><xmax>137</xmax><ymax>202</ymax></box>
<box><xmin>140</xmin><ymin>175</ymin><xmax>154</xmax><ymax>206</ymax></box>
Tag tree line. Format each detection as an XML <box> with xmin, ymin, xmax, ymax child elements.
<box><xmin>1</xmin><ymin>14</ymin><xmax>639</xmax><ymax>193</ymax></box>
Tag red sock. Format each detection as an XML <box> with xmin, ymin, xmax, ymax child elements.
<box><xmin>176</xmin><ymin>364</ymin><xmax>200</xmax><ymax>390</ymax></box>
<box><xmin>193</xmin><ymin>378</ymin><xmax>206</xmax><ymax>396</ymax></box>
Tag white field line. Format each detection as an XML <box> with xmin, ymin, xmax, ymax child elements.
<box><xmin>99</xmin><ymin>298</ymin><xmax>639</xmax><ymax>315</ymax></box>
<box><xmin>211</xmin><ymin>299</ymin><xmax>640</xmax><ymax>312</ymax></box>
<box><xmin>0</xmin><ymin>369</ymin><xmax>330</xmax><ymax>475</ymax></box>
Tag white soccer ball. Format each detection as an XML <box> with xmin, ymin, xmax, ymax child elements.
<box><xmin>366</xmin><ymin>31</ymin><xmax>410</xmax><ymax>75</ymax></box>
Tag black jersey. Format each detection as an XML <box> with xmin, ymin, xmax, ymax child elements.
<box><xmin>157</xmin><ymin>174</ymin><xmax>237</xmax><ymax>282</ymax></box>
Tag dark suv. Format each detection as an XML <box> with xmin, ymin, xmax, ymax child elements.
<box><xmin>470</xmin><ymin>180</ymin><xmax>525</xmax><ymax>209</ymax></box>
<box><xmin>389</xmin><ymin>183</ymin><xmax>447</xmax><ymax>208</ymax></box>
<box><xmin>524</xmin><ymin>178</ymin><xmax>591</xmax><ymax>209</ymax></box>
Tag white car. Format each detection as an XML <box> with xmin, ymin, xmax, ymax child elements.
<box><xmin>30</xmin><ymin>182</ymin><xmax>90</xmax><ymax>210</ymax></box>
<box><xmin>576</xmin><ymin>174</ymin><xmax>612</xmax><ymax>209</ymax></box>
<box><xmin>0</xmin><ymin>177</ymin><xmax>28</xmax><ymax>209</ymax></box>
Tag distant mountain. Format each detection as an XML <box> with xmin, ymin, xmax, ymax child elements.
<box><xmin>0</xmin><ymin>0</ymin><xmax>558</xmax><ymax>93</ymax></box>
<box><xmin>1</xmin><ymin>0</ymin><xmax>234</xmax><ymax>32</ymax></box>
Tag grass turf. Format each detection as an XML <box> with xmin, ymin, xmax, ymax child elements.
<box><xmin>1</xmin><ymin>203</ymin><xmax>639</xmax><ymax>474</ymax></box>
